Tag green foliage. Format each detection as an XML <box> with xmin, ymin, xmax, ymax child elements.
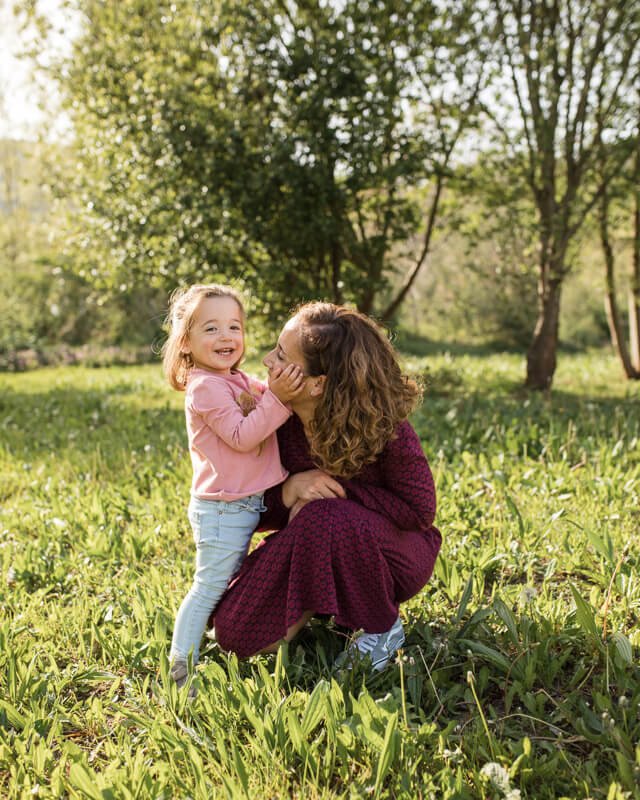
<box><xmin>22</xmin><ymin>0</ymin><xmax>485</xmax><ymax>326</ymax></box>
<box><xmin>1</xmin><ymin>350</ymin><xmax>639</xmax><ymax>797</ymax></box>
<box><xmin>0</xmin><ymin>138</ymin><xmax>169</xmax><ymax>357</ymax></box>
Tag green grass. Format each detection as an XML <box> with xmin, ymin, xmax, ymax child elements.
<box><xmin>1</xmin><ymin>350</ymin><xmax>639</xmax><ymax>799</ymax></box>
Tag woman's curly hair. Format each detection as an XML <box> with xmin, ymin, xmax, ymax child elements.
<box><xmin>297</xmin><ymin>302</ymin><xmax>422</xmax><ymax>478</ymax></box>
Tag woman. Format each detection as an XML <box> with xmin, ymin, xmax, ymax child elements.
<box><xmin>213</xmin><ymin>302</ymin><xmax>441</xmax><ymax>671</ymax></box>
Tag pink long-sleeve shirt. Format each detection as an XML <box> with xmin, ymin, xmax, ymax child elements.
<box><xmin>185</xmin><ymin>367</ymin><xmax>291</xmax><ymax>501</ymax></box>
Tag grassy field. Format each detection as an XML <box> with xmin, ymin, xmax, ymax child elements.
<box><xmin>1</xmin><ymin>349</ymin><xmax>639</xmax><ymax>799</ymax></box>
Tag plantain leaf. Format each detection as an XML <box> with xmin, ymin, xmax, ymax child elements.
<box><xmin>374</xmin><ymin>712</ymin><xmax>398</xmax><ymax>798</ymax></box>
<box><xmin>612</xmin><ymin>631</ymin><xmax>633</xmax><ymax>665</ymax></box>
<box><xmin>569</xmin><ymin>584</ymin><xmax>600</xmax><ymax>641</ymax></box>
<box><xmin>301</xmin><ymin>679</ymin><xmax>330</xmax><ymax>737</ymax></box>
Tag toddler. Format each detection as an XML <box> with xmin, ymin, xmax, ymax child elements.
<box><xmin>162</xmin><ymin>284</ymin><xmax>303</xmax><ymax>689</ymax></box>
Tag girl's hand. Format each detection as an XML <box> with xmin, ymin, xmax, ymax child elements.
<box><xmin>269</xmin><ymin>364</ymin><xmax>305</xmax><ymax>404</ymax></box>
<box><xmin>282</xmin><ymin>469</ymin><xmax>346</xmax><ymax>509</ymax></box>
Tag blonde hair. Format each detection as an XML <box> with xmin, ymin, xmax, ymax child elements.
<box><xmin>296</xmin><ymin>302</ymin><xmax>422</xmax><ymax>478</ymax></box>
<box><xmin>162</xmin><ymin>284</ymin><xmax>245</xmax><ymax>390</ymax></box>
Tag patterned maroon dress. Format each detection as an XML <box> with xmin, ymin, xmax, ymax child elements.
<box><xmin>213</xmin><ymin>415</ymin><xmax>441</xmax><ymax>657</ymax></box>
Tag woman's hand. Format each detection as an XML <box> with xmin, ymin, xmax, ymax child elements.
<box><xmin>282</xmin><ymin>469</ymin><xmax>346</xmax><ymax>509</ymax></box>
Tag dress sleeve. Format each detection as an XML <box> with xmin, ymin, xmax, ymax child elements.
<box><xmin>343</xmin><ymin>421</ymin><xmax>436</xmax><ymax>531</ymax></box>
<box><xmin>190</xmin><ymin>377</ymin><xmax>291</xmax><ymax>452</ymax></box>
<box><xmin>256</xmin><ymin>483</ymin><xmax>289</xmax><ymax>531</ymax></box>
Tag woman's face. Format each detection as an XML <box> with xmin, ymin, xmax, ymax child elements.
<box><xmin>263</xmin><ymin>314</ymin><xmax>307</xmax><ymax>376</ymax></box>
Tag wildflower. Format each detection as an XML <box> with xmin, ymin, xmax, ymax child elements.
<box><xmin>480</xmin><ymin>762</ymin><xmax>521</xmax><ymax>798</ymax></box>
<box><xmin>518</xmin><ymin>586</ymin><xmax>538</xmax><ymax>604</ymax></box>
<box><xmin>480</xmin><ymin>761</ymin><xmax>510</xmax><ymax>789</ymax></box>
<box><xmin>442</xmin><ymin>747</ymin><xmax>463</xmax><ymax>764</ymax></box>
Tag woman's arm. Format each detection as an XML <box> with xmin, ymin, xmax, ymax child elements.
<box><xmin>256</xmin><ymin>483</ymin><xmax>290</xmax><ymax>531</ymax></box>
<box><xmin>281</xmin><ymin>470</ymin><xmax>345</xmax><ymax>508</ymax></box>
<box><xmin>260</xmin><ymin>469</ymin><xmax>346</xmax><ymax>525</ymax></box>
<box><xmin>343</xmin><ymin>421</ymin><xmax>436</xmax><ymax>531</ymax></box>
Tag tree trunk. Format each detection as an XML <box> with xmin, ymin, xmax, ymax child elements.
<box><xmin>629</xmin><ymin>290</ymin><xmax>640</xmax><ymax>372</ymax></box>
<box><xmin>525</xmin><ymin>278</ymin><xmax>562</xmax><ymax>390</ymax></box>
<box><xmin>380</xmin><ymin>175</ymin><xmax>444</xmax><ymax>324</ymax></box>
<box><xmin>602</xmin><ymin>248</ymin><xmax>638</xmax><ymax>379</ymax></box>
<box><xmin>607</xmin><ymin>292</ymin><xmax>639</xmax><ymax>378</ymax></box>
<box><xmin>630</xmin><ymin>145</ymin><xmax>640</xmax><ymax>372</ymax></box>
<box><xmin>358</xmin><ymin>274</ymin><xmax>378</xmax><ymax>316</ymax></box>
<box><xmin>600</xmin><ymin>194</ymin><xmax>639</xmax><ymax>378</ymax></box>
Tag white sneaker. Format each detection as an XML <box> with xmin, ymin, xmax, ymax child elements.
<box><xmin>170</xmin><ymin>659</ymin><xmax>197</xmax><ymax>698</ymax></box>
<box><xmin>344</xmin><ymin>616</ymin><xmax>406</xmax><ymax>673</ymax></box>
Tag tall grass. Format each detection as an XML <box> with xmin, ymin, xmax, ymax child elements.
<box><xmin>1</xmin><ymin>350</ymin><xmax>638</xmax><ymax>798</ymax></box>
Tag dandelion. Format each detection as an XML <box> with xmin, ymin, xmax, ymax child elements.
<box><xmin>480</xmin><ymin>762</ymin><xmax>521</xmax><ymax>798</ymax></box>
<box><xmin>518</xmin><ymin>586</ymin><xmax>538</xmax><ymax>604</ymax></box>
<box><xmin>480</xmin><ymin>761</ymin><xmax>510</xmax><ymax>789</ymax></box>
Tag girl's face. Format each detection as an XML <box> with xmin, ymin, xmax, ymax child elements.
<box><xmin>183</xmin><ymin>295</ymin><xmax>244</xmax><ymax>374</ymax></box>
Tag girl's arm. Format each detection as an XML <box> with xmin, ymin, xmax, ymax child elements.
<box><xmin>191</xmin><ymin>377</ymin><xmax>291</xmax><ymax>452</ymax></box>
<box><xmin>343</xmin><ymin>421</ymin><xmax>437</xmax><ymax>532</ymax></box>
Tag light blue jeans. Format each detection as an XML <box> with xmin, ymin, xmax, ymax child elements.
<box><xmin>170</xmin><ymin>493</ymin><xmax>265</xmax><ymax>665</ymax></box>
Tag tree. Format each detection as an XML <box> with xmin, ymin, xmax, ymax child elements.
<box><xmin>486</xmin><ymin>0</ymin><xmax>640</xmax><ymax>389</ymax></box>
<box><xmin>220</xmin><ymin>0</ymin><xmax>487</xmax><ymax>318</ymax></box>
<box><xmin>597</xmin><ymin>118</ymin><xmax>640</xmax><ymax>379</ymax></box>
<box><xmin>19</xmin><ymin>0</ymin><xmax>485</xmax><ymax>330</ymax></box>
<box><xmin>630</xmin><ymin>109</ymin><xmax>640</xmax><ymax>372</ymax></box>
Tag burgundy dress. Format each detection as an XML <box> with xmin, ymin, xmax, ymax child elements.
<box><xmin>213</xmin><ymin>415</ymin><xmax>441</xmax><ymax>657</ymax></box>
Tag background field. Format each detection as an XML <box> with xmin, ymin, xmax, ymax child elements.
<box><xmin>1</xmin><ymin>349</ymin><xmax>639</xmax><ymax>799</ymax></box>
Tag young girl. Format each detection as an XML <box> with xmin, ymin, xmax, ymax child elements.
<box><xmin>162</xmin><ymin>284</ymin><xmax>304</xmax><ymax>689</ymax></box>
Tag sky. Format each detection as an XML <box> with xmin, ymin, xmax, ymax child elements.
<box><xmin>0</xmin><ymin>0</ymin><xmax>76</xmax><ymax>140</ymax></box>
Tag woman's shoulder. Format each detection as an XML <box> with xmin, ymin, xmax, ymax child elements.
<box><xmin>382</xmin><ymin>419</ymin><xmax>423</xmax><ymax>457</ymax></box>
<box><xmin>395</xmin><ymin>418</ymin><xmax>415</xmax><ymax>433</ymax></box>
<box><xmin>277</xmin><ymin>414</ymin><xmax>309</xmax><ymax>457</ymax></box>
<box><xmin>391</xmin><ymin>418</ymin><xmax>419</xmax><ymax>442</ymax></box>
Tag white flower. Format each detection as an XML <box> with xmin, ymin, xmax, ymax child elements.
<box><xmin>442</xmin><ymin>747</ymin><xmax>463</xmax><ymax>764</ymax></box>
<box><xmin>480</xmin><ymin>762</ymin><xmax>511</xmax><ymax>792</ymax></box>
<box><xmin>518</xmin><ymin>586</ymin><xmax>538</xmax><ymax>604</ymax></box>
